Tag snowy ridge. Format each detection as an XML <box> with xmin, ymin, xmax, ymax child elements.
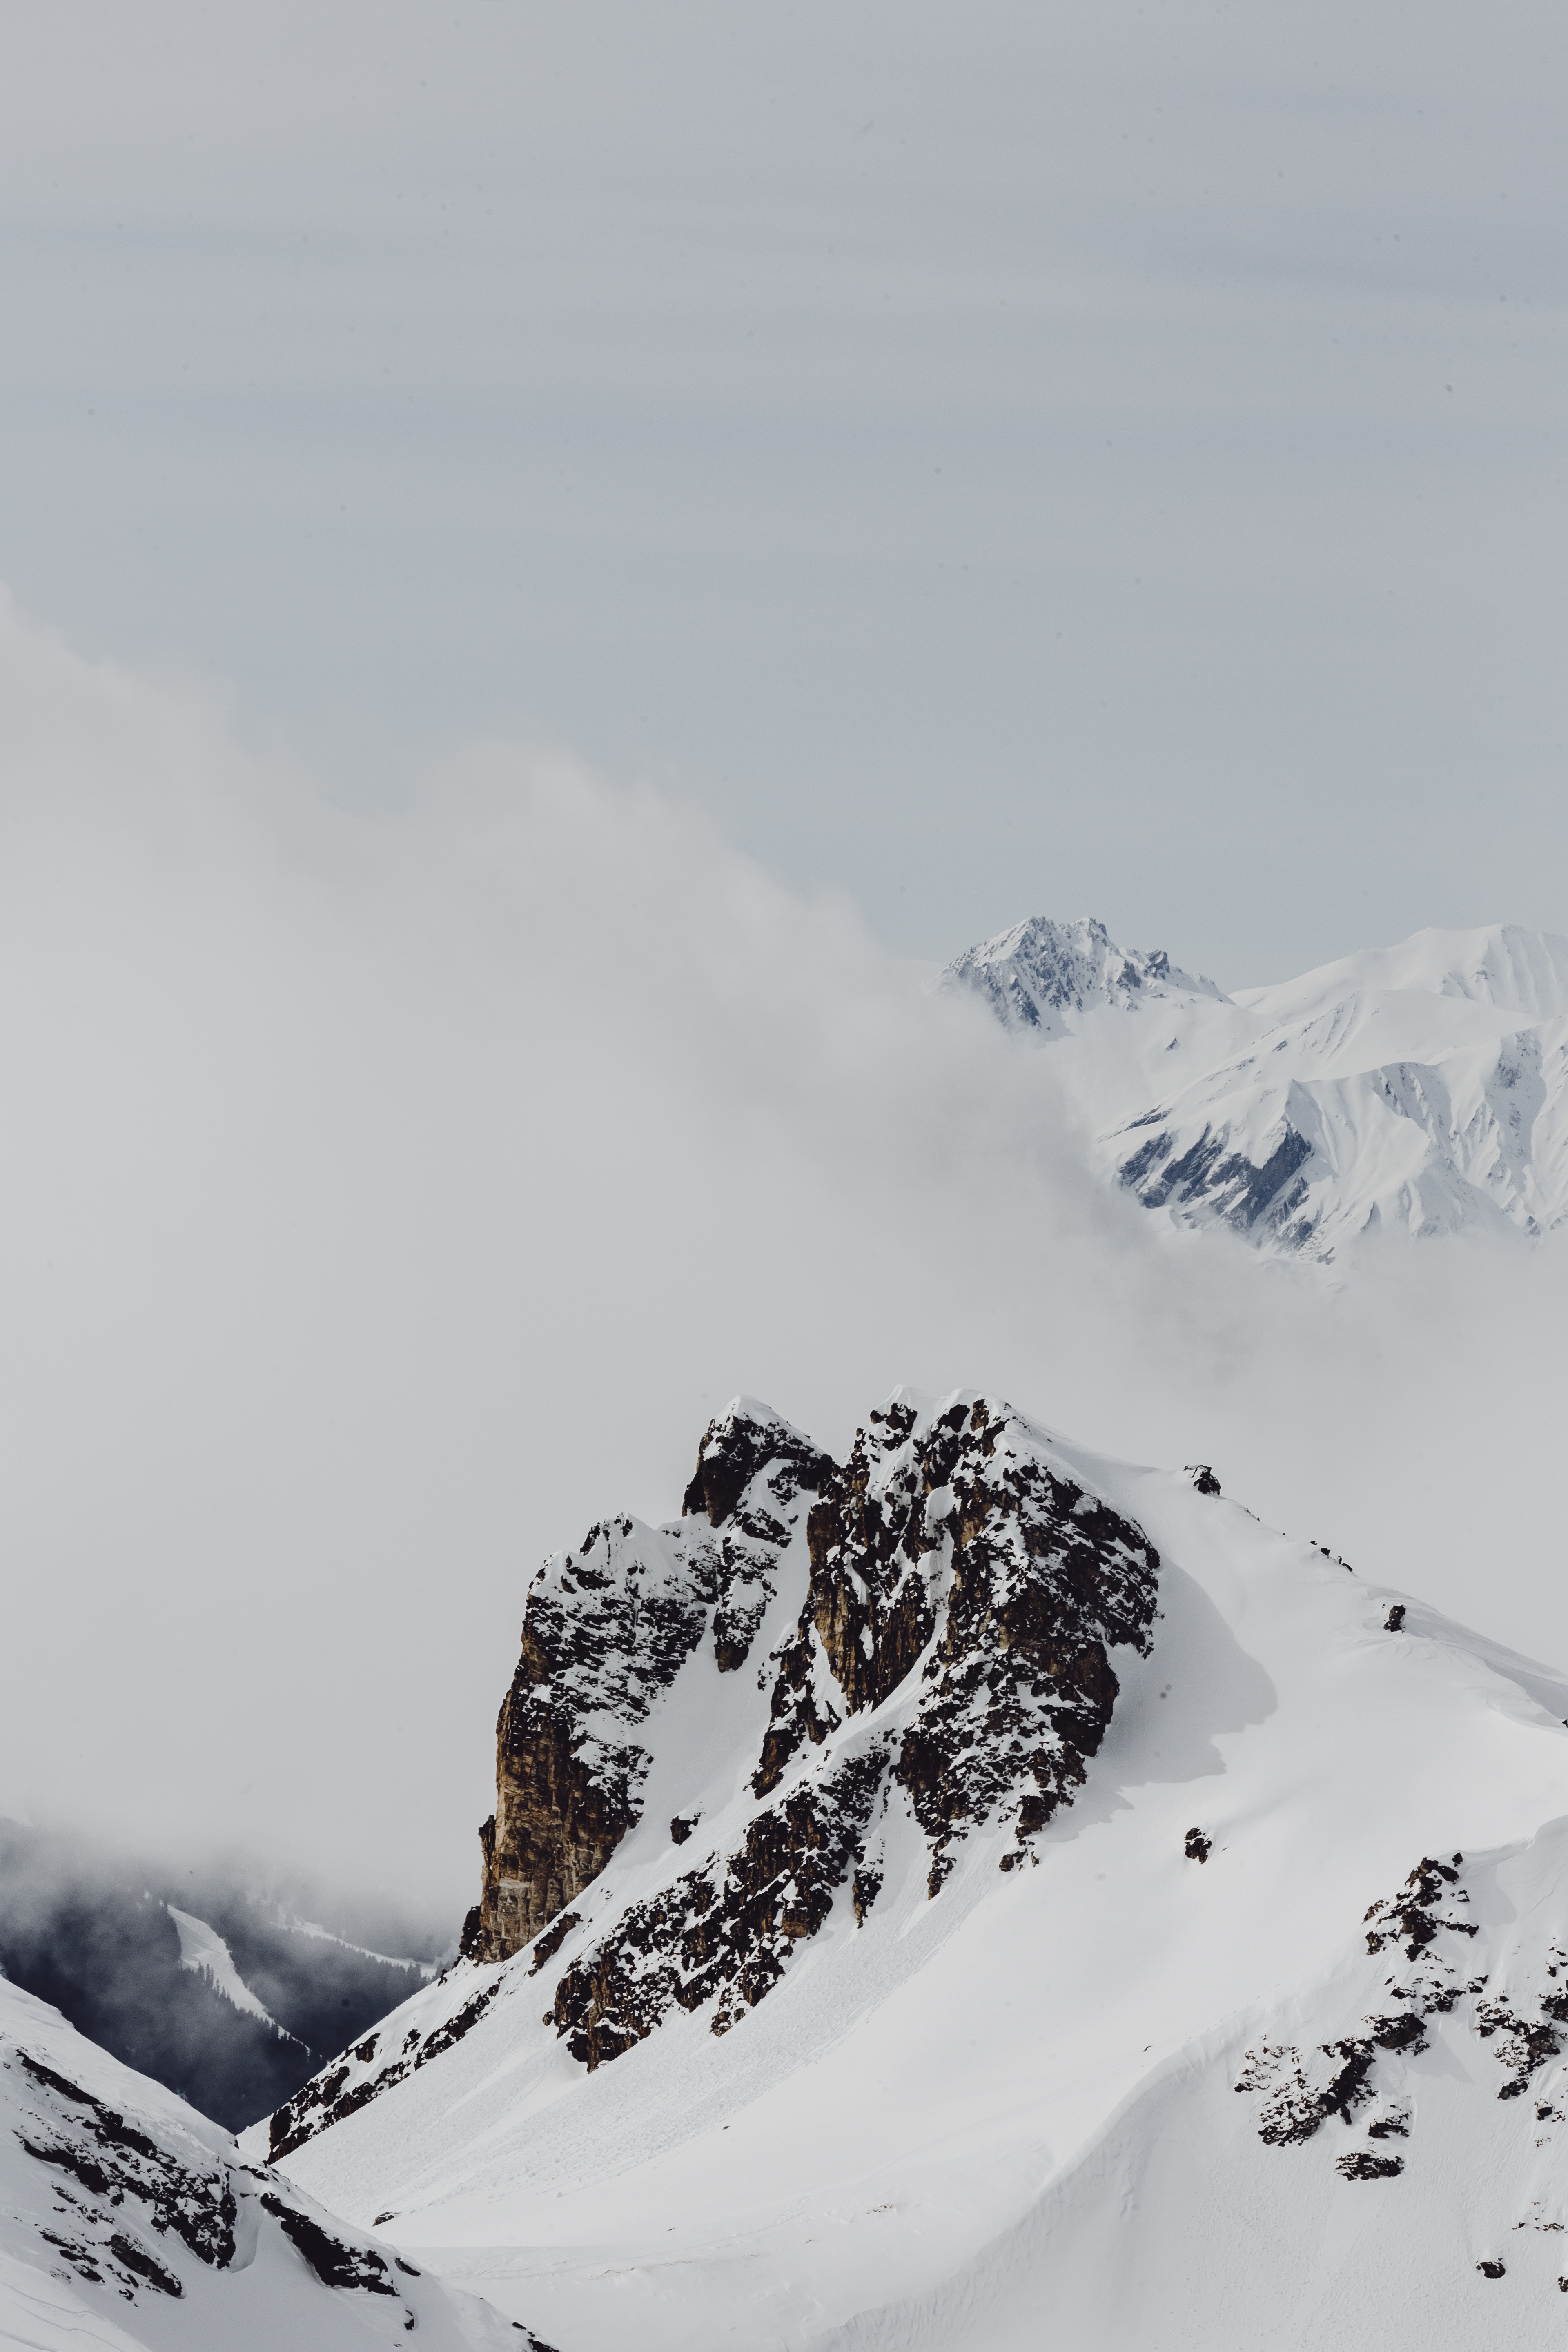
<box><xmin>820</xmin><ymin>1829</ymin><xmax>1568</xmax><ymax>2350</ymax></box>
<box><xmin>250</xmin><ymin>1390</ymin><xmax>1568</xmax><ymax>2350</ymax></box>
<box><xmin>941</xmin><ymin>916</ymin><xmax>1568</xmax><ymax>1253</ymax></box>
<box><xmin>0</xmin><ymin>1971</ymin><xmax>543</xmax><ymax>2349</ymax></box>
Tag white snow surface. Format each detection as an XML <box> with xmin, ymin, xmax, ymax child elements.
<box><xmin>165</xmin><ymin>1905</ymin><xmax>288</xmax><ymax>2033</ymax></box>
<box><xmin>0</xmin><ymin>1972</ymin><xmax>523</xmax><ymax>2350</ymax></box>
<box><xmin>941</xmin><ymin>916</ymin><xmax>1568</xmax><ymax>1252</ymax></box>
<box><xmin>259</xmin><ymin>1390</ymin><xmax>1568</xmax><ymax>2350</ymax></box>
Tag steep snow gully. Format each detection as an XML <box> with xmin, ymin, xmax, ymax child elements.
<box><xmin>242</xmin><ymin>1390</ymin><xmax>1568</xmax><ymax>2352</ymax></box>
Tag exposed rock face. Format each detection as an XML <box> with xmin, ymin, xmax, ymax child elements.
<box><xmin>462</xmin><ymin>1402</ymin><xmax>832</xmax><ymax>1963</ymax></box>
<box><xmin>14</xmin><ymin>2049</ymin><xmax>239</xmax><ymax>2288</ymax></box>
<box><xmin>463</xmin><ymin>1389</ymin><xmax>1160</xmax><ymax>1997</ymax></box>
<box><xmin>551</xmin><ymin>1746</ymin><xmax>889</xmax><ymax>2069</ymax></box>
<box><xmin>2</xmin><ymin>2009</ymin><xmax>504</xmax><ymax>2336</ymax></box>
<box><xmin>1234</xmin><ymin>1852</ymin><xmax>1568</xmax><ymax>2185</ymax></box>
<box><xmin>265</xmin><ymin>1976</ymin><xmax>503</xmax><ymax>2161</ymax></box>
<box><xmin>758</xmin><ymin>1398</ymin><xmax>1159</xmax><ymax>1883</ymax></box>
<box><xmin>272</xmin><ymin>1390</ymin><xmax>1162</xmax><ymax>2155</ymax></box>
<box><xmin>1117</xmin><ymin>1119</ymin><xmax>1315</xmax><ymax>1242</ymax></box>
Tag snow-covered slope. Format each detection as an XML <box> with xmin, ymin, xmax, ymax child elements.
<box><xmin>165</xmin><ymin>1907</ymin><xmax>297</xmax><ymax>2036</ymax></box>
<box><xmin>940</xmin><ymin>915</ymin><xmax>1568</xmax><ymax>1254</ymax></box>
<box><xmin>253</xmin><ymin>1391</ymin><xmax>1568</xmax><ymax>2351</ymax></box>
<box><xmin>0</xmin><ymin>1970</ymin><xmax>543</xmax><ymax>2349</ymax></box>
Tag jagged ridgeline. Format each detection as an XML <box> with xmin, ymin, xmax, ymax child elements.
<box><xmin>462</xmin><ymin>1392</ymin><xmax>1159</xmax><ymax>2053</ymax></box>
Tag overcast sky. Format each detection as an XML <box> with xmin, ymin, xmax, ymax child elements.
<box><xmin>1</xmin><ymin>0</ymin><xmax>1562</xmax><ymax>981</ymax></box>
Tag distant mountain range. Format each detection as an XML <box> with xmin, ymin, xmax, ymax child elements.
<box><xmin>940</xmin><ymin>916</ymin><xmax>1568</xmax><ymax>1254</ymax></box>
<box><xmin>232</xmin><ymin>1388</ymin><xmax>1568</xmax><ymax>2349</ymax></box>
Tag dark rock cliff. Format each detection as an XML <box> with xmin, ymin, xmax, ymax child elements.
<box><xmin>463</xmin><ymin>1392</ymin><xmax>1157</xmax><ymax>1974</ymax></box>
<box><xmin>270</xmin><ymin>1389</ymin><xmax>1160</xmax><ymax>2153</ymax></box>
<box><xmin>461</xmin><ymin>1403</ymin><xmax>833</xmax><ymax>1964</ymax></box>
<box><xmin>757</xmin><ymin>1397</ymin><xmax>1158</xmax><ymax>1889</ymax></box>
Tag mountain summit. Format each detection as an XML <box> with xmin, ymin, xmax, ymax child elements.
<box><xmin>251</xmin><ymin>1389</ymin><xmax>1568</xmax><ymax>2350</ymax></box>
<box><xmin>942</xmin><ymin>918</ymin><xmax>1568</xmax><ymax>1254</ymax></box>
<box><xmin>939</xmin><ymin>914</ymin><xmax>1224</xmax><ymax>1040</ymax></box>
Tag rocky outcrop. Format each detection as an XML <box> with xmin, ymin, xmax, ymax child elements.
<box><xmin>1235</xmin><ymin>1853</ymin><xmax>1568</xmax><ymax>2186</ymax></box>
<box><xmin>2</xmin><ymin>2014</ymin><xmax>523</xmax><ymax>2338</ymax></box>
<box><xmin>757</xmin><ymin>1397</ymin><xmax>1161</xmax><ymax>1891</ymax></box>
<box><xmin>465</xmin><ymin>1392</ymin><xmax>1159</xmax><ymax>1971</ymax></box>
<box><xmin>884</xmin><ymin>1399</ymin><xmax>1158</xmax><ymax>1888</ymax></box>
<box><xmin>463</xmin><ymin>1402</ymin><xmax>833</xmax><ymax>1963</ymax></box>
<box><xmin>264</xmin><ymin>1976</ymin><xmax>504</xmax><ymax>2161</ymax></box>
<box><xmin>551</xmin><ymin>1745</ymin><xmax>888</xmax><ymax>2069</ymax></box>
<box><xmin>15</xmin><ymin>2049</ymin><xmax>239</xmax><ymax>2283</ymax></box>
<box><xmin>442</xmin><ymin>1389</ymin><xmax>1163</xmax><ymax>2080</ymax></box>
<box><xmin>272</xmin><ymin>1388</ymin><xmax>1162</xmax><ymax>2160</ymax></box>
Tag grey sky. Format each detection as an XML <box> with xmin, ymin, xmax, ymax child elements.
<box><xmin>2</xmin><ymin>0</ymin><xmax>1562</xmax><ymax>981</ymax></box>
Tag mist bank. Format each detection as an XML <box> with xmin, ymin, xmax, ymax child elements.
<box><xmin>0</xmin><ymin>1812</ymin><xmax>440</xmax><ymax>2129</ymax></box>
<box><xmin>1</xmin><ymin>592</ymin><xmax>1564</xmax><ymax>1917</ymax></box>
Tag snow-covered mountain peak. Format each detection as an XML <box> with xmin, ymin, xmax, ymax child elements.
<box><xmin>940</xmin><ymin>913</ymin><xmax>1225</xmax><ymax>1040</ymax></box>
<box><xmin>246</xmin><ymin>1388</ymin><xmax>1568</xmax><ymax>2349</ymax></box>
<box><xmin>945</xmin><ymin>914</ymin><xmax>1568</xmax><ymax>1256</ymax></box>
